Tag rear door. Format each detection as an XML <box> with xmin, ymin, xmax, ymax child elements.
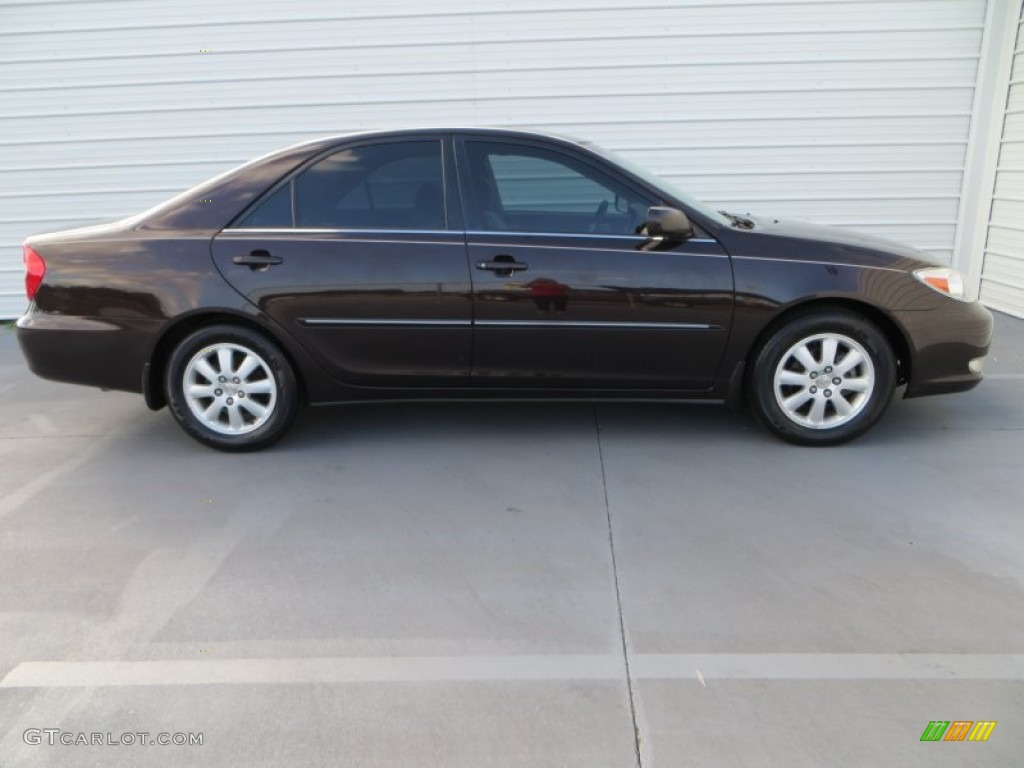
<box><xmin>212</xmin><ymin>136</ymin><xmax>473</xmax><ymax>388</ymax></box>
<box><xmin>456</xmin><ymin>136</ymin><xmax>734</xmax><ymax>390</ymax></box>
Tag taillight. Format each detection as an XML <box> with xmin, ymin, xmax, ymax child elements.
<box><xmin>23</xmin><ymin>243</ymin><xmax>45</xmax><ymax>301</ymax></box>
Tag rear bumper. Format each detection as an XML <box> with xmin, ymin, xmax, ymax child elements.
<box><xmin>16</xmin><ymin>311</ymin><xmax>156</xmax><ymax>394</ymax></box>
<box><xmin>897</xmin><ymin>300</ymin><xmax>993</xmax><ymax>398</ymax></box>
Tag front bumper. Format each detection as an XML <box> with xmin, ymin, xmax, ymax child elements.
<box><xmin>897</xmin><ymin>300</ymin><xmax>993</xmax><ymax>398</ymax></box>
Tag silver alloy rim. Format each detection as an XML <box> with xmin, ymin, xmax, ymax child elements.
<box><xmin>773</xmin><ymin>333</ymin><xmax>875</xmax><ymax>430</ymax></box>
<box><xmin>182</xmin><ymin>343</ymin><xmax>277</xmax><ymax>436</ymax></box>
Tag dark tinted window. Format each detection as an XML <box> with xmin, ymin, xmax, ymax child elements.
<box><xmin>465</xmin><ymin>141</ymin><xmax>651</xmax><ymax>235</ymax></box>
<box><xmin>237</xmin><ymin>182</ymin><xmax>292</xmax><ymax>228</ymax></box>
<box><xmin>294</xmin><ymin>141</ymin><xmax>445</xmax><ymax>229</ymax></box>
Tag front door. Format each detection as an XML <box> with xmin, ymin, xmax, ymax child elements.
<box><xmin>456</xmin><ymin>137</ymin><xmax>733</xmax><ymax>390</ymax></box>
<box><xmin>212</xmin><ymin>136</ymin><xmax>472</xmax><ymax>388</ymax></box>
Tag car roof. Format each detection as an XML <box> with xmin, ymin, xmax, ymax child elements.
<box><xmin>290</xmin><ymin>126</ymin><xmax>591</xmax><ymax>152</ymax></box>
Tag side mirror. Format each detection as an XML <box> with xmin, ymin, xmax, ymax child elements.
<box><xmin>645</xmin><ymin>206</ymin><xmax>694</xmax><ymax>241</ymax></box>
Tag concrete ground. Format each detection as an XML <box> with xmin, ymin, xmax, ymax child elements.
<box><xmin>0</xmin><ymin>311</ymin><xmax>1022</xmax><ymax>767</ymax></box>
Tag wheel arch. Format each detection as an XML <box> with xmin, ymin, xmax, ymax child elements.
<box><xmin>742</xmin><ymin>298</ymin><xmax>912</xmax><ymax>394</ymax></box>
<box><xmin>143</xmin><ymin>310</ymin><xmax>308</xmax><ymax>410</ymax></box>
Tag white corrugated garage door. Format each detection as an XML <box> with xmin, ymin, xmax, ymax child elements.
<box><xmin>0</xmin><ymin>0</ymin><xmax>989</xmax><ymax>318</ymax></box>
<box><xmin>980</xmin><ymin>8</ymin><xmax>1024</xmax><ymax>317</ymax></box>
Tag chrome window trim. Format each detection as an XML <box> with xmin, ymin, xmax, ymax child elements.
<box><xmin>224</xmin><ymin>227</ymin><xmax>717</xmax><ymax>245</ymax></box>
<box><xmin>224</xmin><ymin>228</ymin><xmax>454</xmax><ymax>236</ymax></box>
<box><xmin>468</xmin><ymin>230</ymin><xmax>717</xmax><ymax>244</ymax></box>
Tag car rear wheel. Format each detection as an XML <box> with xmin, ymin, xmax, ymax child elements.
<box><xmin>165</xmin><ymin>324</ymin><xmax>299</xmax><ymax>451</ymax></box>
<box><xmin>748</xmin><ymin>309</ymin><xmax>897</xmax><ymax>445</ymax></box>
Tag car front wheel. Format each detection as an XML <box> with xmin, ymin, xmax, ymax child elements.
<box><xmin>748</xmin><ymin>309</ymin><xmax>897</xmax><ymax>445</ymax></box>
<box><xmin>165</xmin><ymin>324</ymin><xmax>299</xmax><ymax>451</ymax></box>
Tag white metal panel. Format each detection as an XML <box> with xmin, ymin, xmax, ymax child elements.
<box><xmin>0</xmin><ymin>0</ymin><xmax>989</xmax><ymax>317</ymax></box>
<box><xmin>980</xmin><ymin>15</ymin><xmax>1024</xmax><ymax>317</ymax></box>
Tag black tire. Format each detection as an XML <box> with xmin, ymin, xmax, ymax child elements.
<box><xmin>165</xmin><ymin>324</ymin><xmax>299</xmax><ymax>451</ymax></box>
<box><xmin>748</xmin><ymin>309</ymin><xmax>897</xmax><ymax>446</ymax></box>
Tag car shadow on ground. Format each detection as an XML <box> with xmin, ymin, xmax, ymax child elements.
<box><xmin>282</xmin><ymin>399</ymin><xmax>751</xmax><ymax>451</ymax></box>
<box><xmin>131</xmin><ymin>375</ymin><xmax>1020</xmax><ymax>457</ymax></box>
<box><xmin>273</xmin><ymin>377</ymin><xmax>1021</xmax><ymax>454</ymax></box>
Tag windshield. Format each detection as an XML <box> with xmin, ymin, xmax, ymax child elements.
<box><xmin>585</xmin><ymin>143</ymin><xmax>730</xmax><ymax>227</ymax></box>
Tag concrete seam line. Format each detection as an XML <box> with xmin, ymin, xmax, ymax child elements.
<box><xmin>594</xmin><ymin>404</ymin><xmax>644</xmax><ymax>768</ymax></box>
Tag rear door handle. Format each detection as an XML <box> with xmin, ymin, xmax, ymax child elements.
<box><xmin>233</xmin><ymin>250</ymin><xmax>283</xmax><ymax>269</ymax></box>
<box><xmin>476</xmin><ymin>256</ymin><xmax>528</xmax><ymax>275</ymax></box>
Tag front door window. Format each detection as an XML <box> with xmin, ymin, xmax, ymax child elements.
<box><xmin>463</xmin><ymin>141</ymin><xmax>651</xmax><ymax>236</ymax></box>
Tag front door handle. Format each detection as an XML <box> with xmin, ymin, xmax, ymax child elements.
<box><xmin>232</xmin><ymin>250</ymin><xmax>283</xmax><ymax>270</ymax></box>
<box><xmin>476</xmin><ymin>255</ymin><xmax>529</xmax><ymax>276</ymax></box>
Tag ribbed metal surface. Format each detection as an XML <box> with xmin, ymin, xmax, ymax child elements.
<box><xmin>982</xmin><ymin>17</ymin><xmax>1024</xmax><ymax>316</ymax></box>
<box><xmin>0</xmin><ymin>0</ymin><xmax>988</xmax><ymax>317</ymax></box>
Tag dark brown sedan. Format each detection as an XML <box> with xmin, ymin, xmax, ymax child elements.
<box><xmin>16</xmin><ymin>129</ymin><xmax>993</xmax><ymax>450</ymax></box>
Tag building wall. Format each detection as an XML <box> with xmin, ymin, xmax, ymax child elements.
<box><xmin>0</xmin><ymin>0</ymin><xmax>990</xmax><ymax>317</ymax></box>
<box><xmin>975</xmin><ymin>3</ymin><xmax>1024</xmax><ymax>317</ymax></box>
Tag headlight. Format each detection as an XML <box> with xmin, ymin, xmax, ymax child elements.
<box><xmin>913</xmin><ymin>267</ymin><xmax>967</xmax><ymax>301</ymax></box>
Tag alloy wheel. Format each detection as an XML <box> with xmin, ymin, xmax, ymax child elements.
<box><xmin>772</xmin><ymin>332</ymin><xmax>876</xmax><ymax>430</ymax></box>
<box><xmin>182</xmin><ymin>343</ymin><xmax>278</xmax><ymax>435</ymax></box>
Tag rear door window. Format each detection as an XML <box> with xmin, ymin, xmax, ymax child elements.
<box><xmin>237</xmin><ymin>140</ymin><xmax>446</xmax><ymax>230</ymax></box>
